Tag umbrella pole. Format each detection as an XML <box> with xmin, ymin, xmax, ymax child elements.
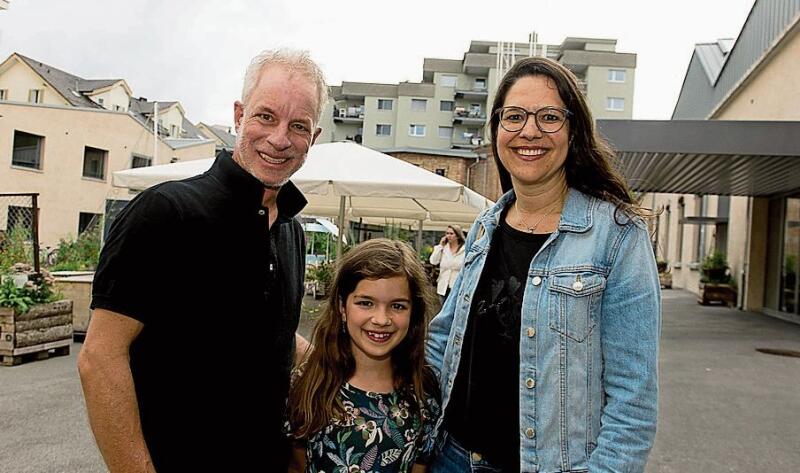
<box><xmin>337</xmin><ymin>195</ymin><xmax>346</xmax><ymax>260</ymax></box>
<box><xmin>417</xmin><ymin>219</ymin><xmax>424</xmax><ymax>255</ymax></box>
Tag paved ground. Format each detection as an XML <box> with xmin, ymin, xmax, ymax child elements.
<box><xmin>1</xmin><ymin>291</ymin><xmax>798</xmax><ymax>472</ymax></box>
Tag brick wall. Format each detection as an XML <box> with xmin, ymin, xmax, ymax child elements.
<box><xmin>386</xmin><ymin>150</ymin><xmax>503</xmax><ymax>201</ymax></box>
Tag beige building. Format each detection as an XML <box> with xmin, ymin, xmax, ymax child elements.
<box><xmin>0</xmin><ymin>53</ymin><xmax>215</xmax><ymax>247</ymax></box>
<box><xmin>631</xmin><ymin>0</ymin><xmax>800</xmax><ymax>324</ymax></box>
<box><xmin>317</xmin><ymin>35</ymin><xmax>635</xmax><ymax>201</ymax></box>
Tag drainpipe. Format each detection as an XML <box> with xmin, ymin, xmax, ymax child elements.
<box><xmin>740</xmin><ymin>197</ymin><xmax>752</xmax><ymax>310</ymax></box>
<box><xmin>466</xmin><ymin>152</ymin><xmax>482</xmax><ymax>191</ymax></box>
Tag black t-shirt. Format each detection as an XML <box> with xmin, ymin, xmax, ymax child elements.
<box><xmin>91</xmin><ymin>153</ymin><xmax>307</xmax><ymax>471</ymax></box>
<box><xmin>444</xmin><ymin>207</ymin><xmax>549</xmax><ymax>472</ymax></box>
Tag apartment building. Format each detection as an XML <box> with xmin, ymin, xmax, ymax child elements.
<box><xmin>317</xmin><ymin>35</ymin><xmax>636</xmax><ymax>200</ymax></box>
<box><xmin>641</xmin><ymin>0</ymin><xmax>800</xmax><ymax>323</ymax></box>
<box><xmin>0</xmin><ymin>53</ymin><xmax>215</xmax><ymax>246</ymax></box>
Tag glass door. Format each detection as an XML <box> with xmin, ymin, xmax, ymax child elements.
<box><xmin>779</xmin><ymin>197</ymin><xmax>800</xmax><ymax>314</ymax></box>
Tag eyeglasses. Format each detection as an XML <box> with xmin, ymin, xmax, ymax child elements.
<box><xmin>495</xmin><ymin>106</ymin><xmax>572</xmax><ymax>133</ymax></box>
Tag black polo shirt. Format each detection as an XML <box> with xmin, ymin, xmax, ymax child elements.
<box><xmin>91</xmin><ymin>152</ymin><xmax>307</xmax><ymax>471</ymax></box>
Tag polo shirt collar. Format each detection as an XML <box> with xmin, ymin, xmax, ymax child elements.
<box><xmin>209</xmin><ymin>150</ymin><xmax>307</xmax><ymax>219</ymax></box>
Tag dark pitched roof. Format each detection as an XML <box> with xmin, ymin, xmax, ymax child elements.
<box><xmin>673</xmin><ymin>0</ymin><xmax>800</xmax><ymax>118</ymax></box>
<box><xmin>181</xmin><ymin>117</ymin><xmax>205</xmax><ymax>139</ymax></box>
<box><xmin>198</xmin><ymin>122</ymin><xmax>236</xmax><ymax>149</ymax></box>
<box><xmin>15</xmin><ymin>54</ymin><xmax>122</xmax><ymax>109</ymax></box>
<box><xmin>128</xmin><ymin>97</ymin><xmax>177</xmax><ymax>115</ymax></box>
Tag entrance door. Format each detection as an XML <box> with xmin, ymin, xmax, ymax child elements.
<box><xmin>779</xmin><ymin>197</ymin><xmax>800</xmax><ymax>314</ymax></box>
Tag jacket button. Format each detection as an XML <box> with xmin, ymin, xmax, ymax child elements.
<box><xmin>258</xmin><ymin>209</ymin><xmax>266</xmax><ymax>216</ymax></box>
<box><xmin>525</xmin><ymin>427</ymin><xmax>535</xmax><ymax>438</ymax></box>
<box><xmin>572</xmin><ymin>280</ymin><xmax>584</xmax><ymax>291</ymax></box>
<box><xmin>471</xmin><ymin>452</ymin><xmax>482</xmax><ymax>462</ymax></box>
<box><xmin>532</xmin><ymin>276</ymin><xmax>542</xmax><ymax>286</ymax></box>
<box><xmin>527</xmin><ymin>327</ymin><xmax>536</xmax><ymax>337</ymax></box>
<box><xmin>526</xmin><ymin>378</ymin><xmax>535</xmax><ymax>389</ymax></box>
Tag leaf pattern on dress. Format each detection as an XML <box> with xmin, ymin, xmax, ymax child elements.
<box><xmin>360</xmin><ymin>444</ymin><xmax>379</xmax><ymax>471</ymax></box>
<box><xmin>305</xmin><ymin>384</ymin><xmax>439</xmax><ymax>473</ymax></box>
<box><xmin>379</xmin><ymin>448</ymin><xmax>402</xmax><ymax>466</ymax></box>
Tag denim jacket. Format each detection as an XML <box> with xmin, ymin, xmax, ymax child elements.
<box><xmin>426</xmin><ymin>188</ymin><xmax>661</xmax><ymax>473</ymax></box>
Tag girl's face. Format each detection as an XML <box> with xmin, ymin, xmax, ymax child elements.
<box><xmin>445</xmin><ymin>228</ymin><xmax>457</xmax><ymax>243</ymax></box>
<box><xmin>340</xmin><ymin>276</ymin><xmax>412</xmax><ymax>365</ymax></box>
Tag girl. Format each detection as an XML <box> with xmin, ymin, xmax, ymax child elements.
<box><xmin>287</xmin><ymin>239</ymin><xmax>440</xmax><ymax>473</ymax></box>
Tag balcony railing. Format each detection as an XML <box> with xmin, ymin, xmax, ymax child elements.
<box><xmin>454</xmin><ymin>88</ymin><xmax>489</xmax><ymax>99</ymax></box>
<box><xmin>453</xmin><ymin>107</ymin><xmax>486</xmax><ymax>125</ymax></box>
<box><xmin>333</xmin><ymin>106</ymin><xmax>365</xmax><ymax>123</ymax></box>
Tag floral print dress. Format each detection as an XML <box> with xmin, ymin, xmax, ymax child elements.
<box><xmin>300</xmin><ymin>383</ymin><xmax>439</xmax><ymax>473</ymax></box>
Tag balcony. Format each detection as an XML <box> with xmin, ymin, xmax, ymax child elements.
<box><xmin>454</xmin><ymin>88</ymin><xmax>488</xmax><ymax>100</ymax></box>
<box><xmin>333</xmin><ymin>105</ymin><xmax>364</xmax><ymax>124</ymax></box>
<box><xmin>452</xmin><ymin>132</ymin><xmax>485</xmax><ymax>149</ymax></box>
<box><xmin>452</xmin><ymin>107</ymin><xmax>487</xmax><ymax>125</ymax></box>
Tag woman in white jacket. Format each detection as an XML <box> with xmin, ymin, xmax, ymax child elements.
<box><xmin>429</xmin><ymin>225</ymin><xmax>466</xmax><ymax>305</ymax></box>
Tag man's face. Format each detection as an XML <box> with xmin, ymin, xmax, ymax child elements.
<box><xmin>232</xmin><ymin>64</ymin><xmax>321</xmax><ymax>188</ymax></box>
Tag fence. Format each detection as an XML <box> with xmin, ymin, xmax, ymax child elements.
<box><xmin>0</xmin><ymin>193</ymin><xmax>40</xmax><ymax>274</ymax></box>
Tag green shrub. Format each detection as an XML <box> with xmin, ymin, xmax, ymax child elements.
<box><xmin>0</xmin><ymin>226</ymin><xmax>33</xmax><ymax>272</ymax></box>
<box><xmin>51</xmin><ymin>223</ymin><xmax>101</xmax><ymax>271</ymax></box>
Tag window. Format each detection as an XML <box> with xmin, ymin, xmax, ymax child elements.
<box><xmin>375</xmin><ymin>124</ymin><xmax>392</xmax><ymax>136</ymax></box>
<box><xmin>0</xmin><ymin>89</ymin><xmax>7</xmax><ymax>100</ymax></box>
<box><xmin>440</xmin><ymin>75</ymin><xmax>457</xmax><ymax>87</ymax></box>
<box><xmin>474</xmin><ymin>78</ymin><xmax>486</xmax><ymax>90</ymax></box>
<box><xmin>440</xmin><ymin>100</ymin><xmax>454</xmax><ymax>112</ymax></box>
<box><xmin>11</xmin><ymin>130</ymin><xmax>44</xmax><ymax>169</ymax></box>
<box><xmin>411</xmin><ymin>99</ymin><xmax>427</xmax><ymax>112</ymax></box>
<box><xmin>470</xmin><ymin>104</ymin><xmax>482</xmax><ymax>117</ymax></box>
<box><xmin>97</xmin><ymin>98</ymin><xmax>104</xmax><ymax>105</ymax></box>
<box><xmin>170</xmin><ymin>124</ymin><xmax>178</xmax><ymax>137</ymax></box>
<box><xmin>438</xmin><ymin>126</ymin><xmax>453</xmax><ymax>139</ymax></box>
<box><xmin>83</xmin><ymin>146</ymin><xmax>107</xmax><ymax>180</ymax></box>
<box><xmin>28</xmin><ymin>89</ymin><xmax>44</xmax><ymax>103</ymax></box>
<box><xmin>7</xmin><ymin>206</ymin><xmax>33</xmax><ymax>235</ymax></box>
<box><xmin>78</xmin><ymin>212</ymin><xmax>102</xmax><ymax>235</ymax></box>
<box><xmin>435</xmin><ymin>169</ymin><xmax>446</xmax><ymax>176</ymax></box>
<box><xmin>131</xmin><ymin>154</ymin><xmax>152</xmax><ymax>168</ymax></box>
<box><xmin>608</xmin><ymin>69</ymin><xmax>626</xmax><ymax>82</ymax></box>
<box><xmin>606</xmin><ymin>97</ymin><xmax>625</xmax><ymax>111</ymax></box>
<box><xmin>114</xmin><ymin>105</ymin><xmax>123</xmax><ymax>112</ymax></box>
<box><xmin>377</xmin><ymin>99</ymin><xmax>393</xmax><ymax>111</ymax></box>
<box><xmin>408</xmin><ymin>124</ymin><xmax>426</xmax><ymax>137</ymax></box>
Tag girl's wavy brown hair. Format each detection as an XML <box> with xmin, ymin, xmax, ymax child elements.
<box><xmin>286</xmin><ymin>238</ymin><xmax>439</xmax><ymax>439</ymax></box>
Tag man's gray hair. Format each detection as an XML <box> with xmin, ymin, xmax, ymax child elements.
<box><xmin>241</xmin><ymin>48</ymin><xmax>328</xmax><ymax>124</ymax></box>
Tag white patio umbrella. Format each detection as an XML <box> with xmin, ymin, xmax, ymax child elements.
<box><xmin>113</xmin><ymin>142</ymin><xmax>492</xmax><ymax>255</ymax></box>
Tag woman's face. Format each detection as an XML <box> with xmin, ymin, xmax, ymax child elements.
<box><xmin>444</xmin><ymin>228</ymin><xmax>457</xmax><ymax>243</ymax></box>
<box><xmin>496</xmin><ymin>75</ymin><xmax>570</xmax><ymax>190</ymax></box>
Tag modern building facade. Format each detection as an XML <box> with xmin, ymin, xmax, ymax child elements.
<box><xmin>0</xmin><ymin>53</ymin><xmax>215</xmax><ymax>247</ymax></box>
<box><xmin>317</xmin><ymin>35</ymin><xmax>636</xmax><ymax>201</ymax></box>
<box><xmin>642</xmin><ymin>0</ymin><xmax>800</xmax><ymax>323</ymax></box>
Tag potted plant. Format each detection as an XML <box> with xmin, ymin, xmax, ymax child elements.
<box><xmin>698</xmin><ymin>252</ymin><xmax>736</xmax><ymax>306</ymax></box>
<box><xmin>701</xmin><ymin>251</ymin><xmax>731</xmax><ymax>284</ymax></box>
<box><xmin>656</xmin><ymin>259</ymin><xmax>672</xmax><ymax>289</ymax></box>
<box><xmin>308</xmin><ymin>261</ymin><xmax>333</xmax><ymax>299</ymax></box>
<box><xmin>1</xmin><ymin>265</ymin><xmax>72</xmax><ymax>366</ymax></box>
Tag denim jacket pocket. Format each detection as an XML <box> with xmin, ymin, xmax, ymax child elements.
<box><xmin>548</xmin><ymin>272</ymin><xmax>606</xmax><ymax>342</ymax></box>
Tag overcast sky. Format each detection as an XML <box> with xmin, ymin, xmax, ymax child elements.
<box><xmin>0</xmin><ymin>0</ymin><xmax>755</xmax><ymax>128</ymax></box>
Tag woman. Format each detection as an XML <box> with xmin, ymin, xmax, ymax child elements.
<box><xmin>426</xmin><ymin>57</ymin><xmax>661</xmax><ymax>473</ymax></box>
<box><xmin>429</xmin><ymin>225</ymin><xmax>466</xmax><ymax>305</ymax></box>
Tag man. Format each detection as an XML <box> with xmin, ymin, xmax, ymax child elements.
<box><xmin>78</xmin><ymin>49</ymin><xmax>326</xmax><ymax>472</ymax></box>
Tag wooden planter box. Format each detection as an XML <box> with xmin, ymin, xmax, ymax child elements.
<box><xmin>0</xmin><ymin>300</ymin><xmax>73</xmax><ymax>366</ymax></box>
<box><xmin>698</xmin><ymin>283</ymin><xmax>737</xmax><ymax>307</ymax></box>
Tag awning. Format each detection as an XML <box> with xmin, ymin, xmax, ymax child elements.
<box><xmin>597</xmin><ymin>120</ymin><xmax>800</xmax><ymax>197</ymax></box>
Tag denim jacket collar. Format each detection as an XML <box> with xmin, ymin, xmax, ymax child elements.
<box><xmin>477</xmin><ymin>187</ymin><xmax>594</xmax><ymax>235</ymax></box>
